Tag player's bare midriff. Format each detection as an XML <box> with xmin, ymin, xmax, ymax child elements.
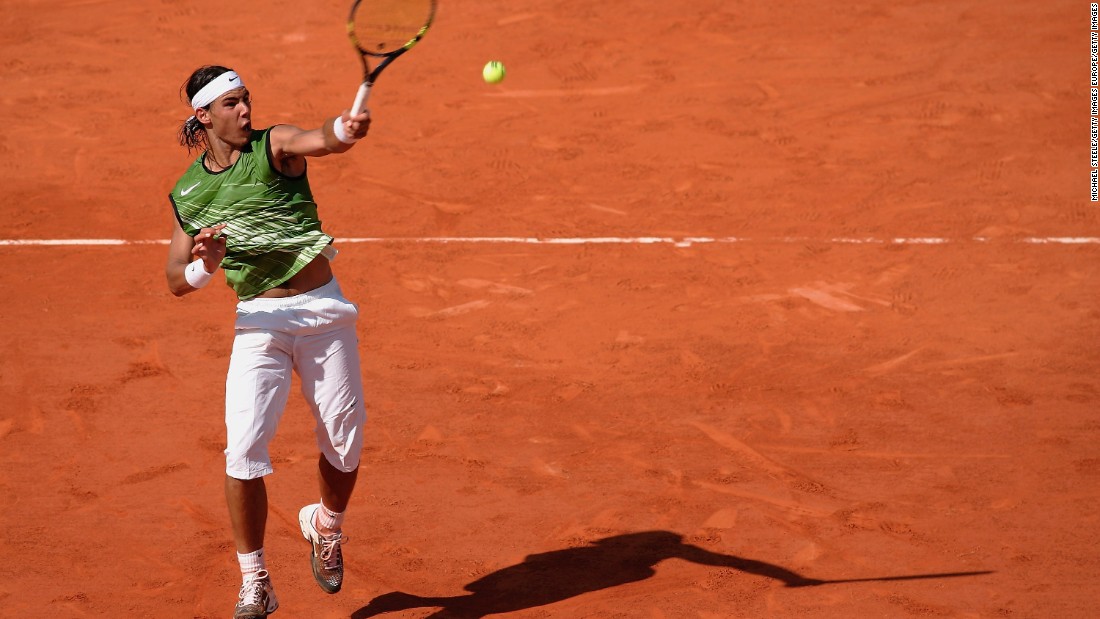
<box><xmin>252</xmin><ymin>253</ymin><xmax>333</xmax><ymax>299</ymax></box>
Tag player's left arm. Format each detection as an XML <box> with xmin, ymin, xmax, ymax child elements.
<box><xmin>270</xmin><ymin>110</ymin><xmax>372</xmax><ymax>160</ymax></box>
<box><xmin>166</xmin><ymin>218</ymin><xmax>227</xmax><ymax>297</ymax></box>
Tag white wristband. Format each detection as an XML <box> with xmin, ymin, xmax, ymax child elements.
<box><xmin>185</xmin><ymin>259</ymin><xmax>215</xmax><ymax>289</ymax></box>
<box><xmin>333</xmin><ymin>117</ymin><xmax>360</xmax><ymax>144</ymax></box>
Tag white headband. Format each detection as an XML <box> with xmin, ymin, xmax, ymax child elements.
<box><xmin>188</xmin><ymin>71</ymin><xmax>245</xmax><ymax>120</ymax></box>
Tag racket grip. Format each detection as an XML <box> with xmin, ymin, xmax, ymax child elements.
<box><xmin>351</xmin><ymin>82</ymin><xmax>372</xmax><ymax>117</ymax></box>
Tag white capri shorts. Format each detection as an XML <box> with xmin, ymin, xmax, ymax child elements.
<box><xmin>224</xmin><ymin>277</ymin><xmax>366</xmax><ymax>480</ymax></box>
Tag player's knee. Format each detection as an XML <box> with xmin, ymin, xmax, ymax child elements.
<box><xmin>322</xmin><ymin>449</ymin><xmax>361</xmax><ymax>474</ymax></box>
<box><xmin>318</xmin><ymin>420</ymin><xmax>364</xmax><ymax>473</ymax></box>
<box><xmin>224</xmin><ymin>444</ymin><xmax>274</xmax><ymax>479</ymax></box>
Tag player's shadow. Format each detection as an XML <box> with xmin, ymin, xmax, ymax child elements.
<box><xmin>350</xmin><ymin>530</ymin><xmax>992</xmax><ymax>618</ymax></box>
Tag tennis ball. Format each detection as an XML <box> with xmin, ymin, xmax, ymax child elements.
<box><xmin>482</xmin><ymin>61</ymin><xmax>506</xmax><ymax>84</ymax></box>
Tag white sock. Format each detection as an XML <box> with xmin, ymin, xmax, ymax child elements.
<box><xmin>237</xmin><ymin>548</ymin><xmax>266</xmax><ymax>578</ymax></box>
<box><xmin>315</xmin><ymin>502</ymin><xmax>344</xmax><ymax>535</ymax></box>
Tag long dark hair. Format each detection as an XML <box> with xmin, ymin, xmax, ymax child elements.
<box><xmin>177</xmin><ymin>65</ymin><xmax>234</xmax><ymax>151</ymax></box>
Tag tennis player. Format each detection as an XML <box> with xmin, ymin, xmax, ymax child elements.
<box><xmin>165</xmin><ymin>65</ymin><xmax>370</xmax><ymax>619</ymax></box>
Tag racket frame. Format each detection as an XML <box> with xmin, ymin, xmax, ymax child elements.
<box><xmin>347</xmin><ymin>0</ymin><xmax>437</xmax><ymax>115</ymax></box>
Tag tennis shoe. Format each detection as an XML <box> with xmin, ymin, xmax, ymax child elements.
<box><xmin>233</xmin><ymin>569</ymin><xmax>278</xmax><ymax>618</ymax></box>
<box><xmin>298</xmin><ymin>504</ymin><xmax>346</xmax><ymax>594</ymax></box>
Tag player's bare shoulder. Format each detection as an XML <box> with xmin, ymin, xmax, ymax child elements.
<box><xmin>266</xmin><ymin>124</ymin><xmax>311</xmax><ymax>176</ymax></box>
<box><xmin>267</xmin><ymin>124</ymin><xmax>307</xmax><ymax>156</ymax></box>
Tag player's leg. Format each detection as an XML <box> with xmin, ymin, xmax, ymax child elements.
<box><xmin>318</xmin><ymin>453</ymin><xmax>359</xmax><ymax>515</ymax></box>
<box><xmin>304</xmin><ymin>327</ymin><xmax>365</xmax><ymax>515</ymax></box>
<box><xmin>225</xmin><ymin>476</ymin><xmax>267</xmax><ymax>558</ymax></box>
<box><xmin>224</xmin><ymin>327</ymin><xmax>293</xmax><ymax>617</ymax></box>
<box><xmin>294</xmin><ymin>310</ymin><xmax>366</xmax><ymax>594</ymax></box>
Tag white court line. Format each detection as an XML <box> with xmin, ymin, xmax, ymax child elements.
<box><xmin>0</xmin><ymin>239</ymin><xmax>170</xmax><ymax>246</ymax></box>
<box><xmin>0</xmin><ymin>236</ymin><xmax>1098</xmax><ymax>247</ymax></box>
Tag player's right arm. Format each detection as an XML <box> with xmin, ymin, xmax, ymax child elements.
<box><xmin>166</xmin><ymin>217</ymin><xmax>227</xmax><ymax>297</ymax></box>
<box><xmin>271</xmin><ymin>110</ymin><xmax>372</xmax><ymax>159</ymax></box>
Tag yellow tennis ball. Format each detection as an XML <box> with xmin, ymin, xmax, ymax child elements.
<box><xmin>482</xmin><ymin>61</ymin><xmax>505</xmax><ymax>84</ymax></box>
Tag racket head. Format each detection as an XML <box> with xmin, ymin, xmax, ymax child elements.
<box><xmin>347</xmin><ymin>0</ymin><xmax>436</xmax><ymax>58</ymax></box>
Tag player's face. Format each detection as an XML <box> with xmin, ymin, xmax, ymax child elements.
<box><xmin>206</xmin><ymin>87</ymin><xmax>252</xmax><ymax>146</ymax></box>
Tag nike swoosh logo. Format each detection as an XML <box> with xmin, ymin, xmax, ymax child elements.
<box><xmin>180</xmin><ymin>182</ymin><xmax>201</xmax><ymax>196</ymax></box>
<box><xmin>229</xmin><ymin>76</ymin><xmax>239</xmax><ymax>82</ymax></box>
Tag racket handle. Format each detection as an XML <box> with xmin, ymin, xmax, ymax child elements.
<box><xmin>351</xmin><ymin>82</ymin><xmax>372</xmax><ymax>117</ymax></box>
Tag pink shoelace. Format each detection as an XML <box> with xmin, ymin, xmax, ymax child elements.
<box><xmin>238</xmin><ymin>569</ymin><xmax>270</xmax><ymax>606</ymax></box>
<box><xmin>318</xmin><ymin>532</ymin><xmax>346</xmax><ymax>570</ymax></box>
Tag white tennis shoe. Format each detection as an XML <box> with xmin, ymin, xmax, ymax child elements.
<box><xmin>298</xmin><ymin>504</ymin><xmax>346</xmax><ymax>594</ymax></box>
<box><xmin>233</xmin><ymin>569</ymin><xmax>278</xmax><ymax>618</ymax></box>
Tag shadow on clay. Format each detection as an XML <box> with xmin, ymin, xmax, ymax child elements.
<box><xmin>349</xmin><ymin>530</ymin><xmax>992</xmax><ymax>618</ymax></box>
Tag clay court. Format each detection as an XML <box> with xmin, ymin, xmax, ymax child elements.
<box><xmin>1</xmin><ymin>0</ymin><xmax>1098</xmax><ymax>617</ymax></box>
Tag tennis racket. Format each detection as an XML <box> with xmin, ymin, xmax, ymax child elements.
<box><xmin>347</xmin><ymin>0</ymin><xmax>437</xmax><ymax>116</ymax></box>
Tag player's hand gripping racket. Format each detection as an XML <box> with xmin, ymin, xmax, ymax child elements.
<box><xmin>348</xmin><ymin>0</ymin><xmax>437</xmax><ymax>116</ymax></box>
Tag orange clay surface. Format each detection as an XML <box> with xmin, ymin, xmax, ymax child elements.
<box><xmin>1</xmin><ymin>0</ymin><xmax>1098</xmax><ymax>617</ymax></box>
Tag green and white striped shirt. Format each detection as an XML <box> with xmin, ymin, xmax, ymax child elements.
<box><xmin>169</xmin><ymin>128</ymin><xmax>333</xmax><ymax>300</ymax></box>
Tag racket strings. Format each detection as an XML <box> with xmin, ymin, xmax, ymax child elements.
<box><xmin>350</xmin><ymin>0</ymin><xmax>434</xmax><ymax>54</ymax></box>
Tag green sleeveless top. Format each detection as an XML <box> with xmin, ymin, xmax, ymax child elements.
<box><xmin>169</xmin><ymin>128</ymin><xmax>333</xmax><ymax>300</ymax></box>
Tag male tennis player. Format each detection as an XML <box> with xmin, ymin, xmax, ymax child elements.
<box><xmin>165</xmin><ymin>65</ymin><xmax>371</xmax><ymax>619</ymax></box>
